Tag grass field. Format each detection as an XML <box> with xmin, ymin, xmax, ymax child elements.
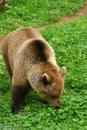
<box><xmin>0</xmin><ymin>0</ymin><xmax>86</xmax><ymax>36</ymax></box>
<box><xmin>0</xmin><ymin>0</ymin><xmax>87</xmax><ymax>130</ymax></box>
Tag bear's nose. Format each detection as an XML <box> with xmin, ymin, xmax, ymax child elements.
<box><xmin>55</xmin><ymin>105</ymin><xmax>61</xmax><ymax>109</ymax></box>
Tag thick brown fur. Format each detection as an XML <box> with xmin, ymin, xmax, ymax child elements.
<box><xmin>2</xmin><ymin>27</ymin><xmax>66</xmax><ymax>114</ymax></box>
<box><xmin>0</xmin><ymin>38</ymin><xmax>4</xmax><ymax>44</ymax></box>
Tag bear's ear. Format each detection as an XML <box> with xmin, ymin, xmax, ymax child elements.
<box><xmin>42</xmin><ymin>73</ymin><xmax>50</xmax><ymax>85</ymax></box>
<box><xmin>60</xmin><ymin>66</ymin><xmax>67</xmax><ymax>76</ymax></box>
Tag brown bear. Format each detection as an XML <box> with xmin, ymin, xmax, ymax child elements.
<box><xmin>2</xmin><ymin>27</ymin><xmax>66</xmax><ymax>114</ymax></box>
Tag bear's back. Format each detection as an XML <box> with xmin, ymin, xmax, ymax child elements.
<box><xmin>16</xmin><ymin>38</ymin><xmax>57</xmax><ymax>66</ymax></box>
<box><xmin>2</xmin><ymin>27</ymin><xmax>57</xmax><ymax>72</ymax></box>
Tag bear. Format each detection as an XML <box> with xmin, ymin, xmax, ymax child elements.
<box><xmin>2</xmin><ymin>27</ymin><xmax>66</xmax><ymax>114</ymax></box>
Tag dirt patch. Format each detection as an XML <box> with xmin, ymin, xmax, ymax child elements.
<box><xmin>60</xmin><ymin>4</ymin><xmax>87</xmax><ymax>22</ymax></box>
<box><xmin>36</xmin><ymin>4</ymin><xmax>87</xmax><ymax>29</ymax></box>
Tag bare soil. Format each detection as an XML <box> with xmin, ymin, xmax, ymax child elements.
<box><xmin>60</xmin><ymin>4</ymin><xmax>87</xmax><ymax>22</ymax></box>
<box><xmin>36</xmin><ymin>4</ymin><xmax>87</xmax><ymax>29</ymax></box>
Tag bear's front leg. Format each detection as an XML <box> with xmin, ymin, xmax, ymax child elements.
<box><xmin>11</xmin><ymin>85</ymin><xmax>29</xmax><ymax>114</ymax></box>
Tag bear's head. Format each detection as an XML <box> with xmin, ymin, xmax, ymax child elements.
<box><xmin>30</xmin><ymin>62</ymin><xmax>66</xmax><ymax>108</ymax></box>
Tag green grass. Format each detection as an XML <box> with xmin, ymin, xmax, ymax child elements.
<box><xmin>0</xmin><ymin>16</ymin><xmax>87</xmax><ymax>130</ymax></box>
<box><xmin>0</xmin><ymin>1</ymin><xmax>87</xmax><ymax>130</ymax></box>
<box><xmin>0</xmin><ymin>0</ymin><xmax>86</xmax><ymax>36</ymax></box>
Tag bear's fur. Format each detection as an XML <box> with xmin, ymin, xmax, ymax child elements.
<box><xmin>2</xmin><ymin>27</ymin><xmax>66</xmax><ymax>114</ymax></box>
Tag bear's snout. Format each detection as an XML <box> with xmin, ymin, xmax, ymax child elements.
<box><xmin>55</xmin><ymin>104</ymin><xmax>61</xmax><ymax>109</ymax></box>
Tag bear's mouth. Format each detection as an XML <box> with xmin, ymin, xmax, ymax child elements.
<box><xmin>41</xmin><ymin>93</ymin><xmax>61</xmax><ymax>108</ymax></box>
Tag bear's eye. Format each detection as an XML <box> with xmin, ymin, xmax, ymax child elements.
<box><xmin>52</xmin><ymin>69</ymin><xmax>57</xmax><ymax>73</ymax></box>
